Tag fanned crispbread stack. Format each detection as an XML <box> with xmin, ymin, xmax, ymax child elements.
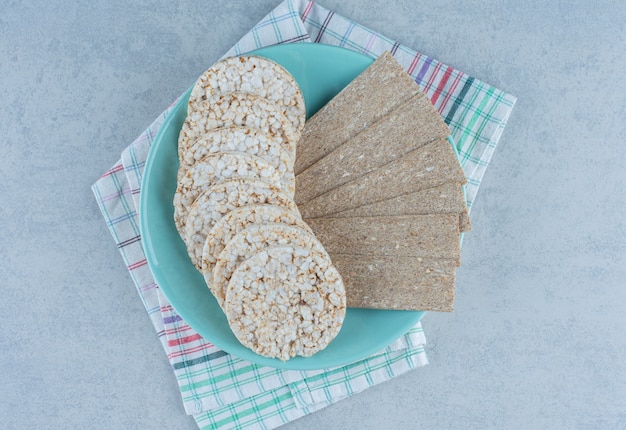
<box><xmin>294</xmin><ymin>52</ymin><xmax>470</xmax><ymax>312</ymax></box>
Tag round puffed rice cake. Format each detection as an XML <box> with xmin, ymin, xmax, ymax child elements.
<box><xmin>187</xmin><ymin>55</ymin><xmax>306</xmax><ymax>134</ymax></box>
<box><xmin>224</xmin><ymin>245</ymin><xmax>346</xmax><ymax>361</ymax></box>
<box><xmin>173</xmin><ymin>152</ymin><xmax>280</xmax><ymax>236</ymax></box>
<box><xmin>178</xmin><ymin>127</ymin><xmax>296</xmax><ymax>200</ymax></box>
<box><xmin>212</xmin><ymin>223</ymin><xmax>318</xmax><ymax>308</ymax></box>
<box><xmin>183</xmin><ymin>179</ymin><xmax>299</xmax><ymax>270</ymax></box>
<box><xmin>201</xmin><ymin>204</ymin><xmax>306</xmax><ymax>297</ymax></box>
<box><xmin>178</xmin><ymin>92</ymin><xmax>298</xmax><ymax>161</ymax></box>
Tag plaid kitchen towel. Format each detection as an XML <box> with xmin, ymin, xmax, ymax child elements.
<box><xmin>92</xmin><ymin>1</ymin><xmax>516</xmax><ymax>429</ymax></box>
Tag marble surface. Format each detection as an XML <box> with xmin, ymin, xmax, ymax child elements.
<box><xmin>2</xmin><ymin>0</ymin><xmax>626</xmax><ymax>428</ymax></box>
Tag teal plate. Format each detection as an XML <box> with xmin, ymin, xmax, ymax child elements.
<box><xmin>140</xmin><ymin>43</ymin><xmax>425</xmax><ymax>370</ymax></box>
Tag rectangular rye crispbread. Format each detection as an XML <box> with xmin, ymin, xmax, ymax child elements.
<box><xmin>294</xmin><ymin>93</ymin><xmax>451</xmax><ymax>204</ymax></box>
<box><xmin>306</xmin><ymin>214</ymin><xmax>461</xmax><ymax>262</ymax></box>
<box><xmin>325</xmin><ymin>183</ymin><xmax>472</xmax><ymax>233</ymax></box>
<box><xmin>294</xmin><ymin>51</ymin><xmax>420</xmax><ymax>175</ymax></box>
<box><xmin>298</xmin><ymin>138</ymin><xmax>467</xmax><ymax>219</ymax></box>
<box><xmin>331</xmin><ymin>255</ymin><xmax>457</xmax><ymax>311</ymax></box>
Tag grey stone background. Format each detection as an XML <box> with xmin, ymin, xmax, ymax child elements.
<box><xmin>2</xmin><ymin>0</ymin><xmax>625</xmax><ymax>428</ymax></box>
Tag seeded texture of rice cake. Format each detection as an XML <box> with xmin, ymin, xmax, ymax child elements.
<box><xmin>294</xmin><ymin>51</ymin><xmax>420</xmax><ymax>175</ymax></box>
<box><xmin>173</xmin><ymin>152</ymin><xmax>280</xmax><ymax>236</ymax></box>
<box><xmin>331</xmin><ymin>255</ymin><xmax>457</xmax><ymax>312</ymax></box>
<box><xmin>305</xmin><ymin>214</ymin><xmax>461</xmax><ymax>262</ymax></box>
<box><xmin>294</xmin><ymin>93</ymin><xmax>451</xmax><ymax>204</ymax></box>
<box><xmin>326</xmin><ymin>183</ymin><xmax>471</xmax><ymax>233</ymax></box>
<box><xmin>212</xmin><ymin>223</ymin><xmax>319</xmax><ymax>308</ymax></box>
<box><xmin>298</xmin><ymin>138</ymin><xmax>467</xmax><ymax>219</ymax></box>
<box><xmin>224</xmin><ymin>245</ymin><xmax>346</xmax><ymax>361</ymax></box>
<box><xmin>201</xmin><ymin>205</ymin><xmax>306</xmax><ymax>281</ymax></box>
<box><xmin>178</xmin><ymin>92</ymin><xmax>298</xmax><ymax>161</ymax></box>
<box><xmin>183</xmin><ymin>179</ymin><xmax>298</xmax><ymax>270</ymax></box>
<box><xmin>178</xmin><ymin>126</ymin><xmax>295</xmax><ymax>197</ymax></box>
<box><xmin>188</xmin><ymin>55</ymin><xmax>305</xmax><ymax>134</ymax></box>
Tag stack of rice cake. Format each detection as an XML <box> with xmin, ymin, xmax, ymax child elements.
<box><xmin>174</xmin><ymin>56</ymin><xmax>346</xmax><ymax>361</ymax></box>
<box><xmin>294</xmin><ymin>52</ymin><xmax>470</xmax><ymax>312</ymax></box>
